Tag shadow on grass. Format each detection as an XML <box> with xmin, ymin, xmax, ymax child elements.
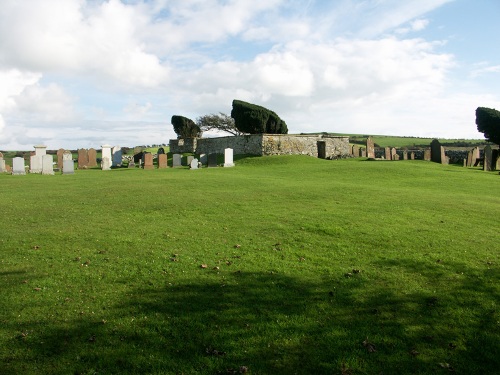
<box><xmin>2</xmin><ymin>260</ymin><xmax>499</xmax><ymax>374</ymax></box>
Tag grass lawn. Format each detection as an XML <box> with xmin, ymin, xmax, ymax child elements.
<box><xmin>1</xmin><ymin>156</ymin><xmax>499</xmax><ymax>374</ymax></box>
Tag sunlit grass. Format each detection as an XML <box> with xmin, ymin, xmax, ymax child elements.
<box><xmin>1</xmin><ymin>156</ymin><xmax>499</xmax><ymax>374</ymax></box>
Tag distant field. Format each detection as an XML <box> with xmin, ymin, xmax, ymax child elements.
<box><xmin>1</xmin><ymin>156</ymin><xmax>499</xmax><ymax>374</ymax></box>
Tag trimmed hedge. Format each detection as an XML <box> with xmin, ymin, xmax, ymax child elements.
<box><xmin>476</xmin><ymin>107</ymin><xmax>500</xmax><ymax>145</ymax></box>
<box><xmin>171</xmin><ymin>115</ymin><xmax>201</xmax><ymax>139</ymax></box>
<box><xmin>231</xmin><ymin>100</ymin><xmax>288</xmax><ymax>134</ymax></box>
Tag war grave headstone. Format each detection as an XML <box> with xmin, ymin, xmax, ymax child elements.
<box><xmin>158</xmin><ymin>153</ymin><xmax>168</xmax><ymax>169</ymax></box>
<box><xmin>173</xmin><ymin>154</ymin><xmax>182</xmax><ymax>167</ymax></box>
<box><xmin>78</xmin><ymin>148</ymin><xmax>89</xmax><ymax>169</ymax></box>
<box><xmin>42</xmin><ymin>154</ymin><xmax>55</xmax><ymax>175</ymax></box>
<box><xmin>88</xmin><ymin>148</ymin><xmax>97</xmax><ymax>167</ymax></box>
<box><xmin>366</xmin><ymin>137</ymin><xmax>375</xmax><ymax>158</ymax></box>
<box><xmin>112</xmin><ymin>146</ymin><xmax>122</xmax><ymax>167</ymax></box>
<box><xmin>224</xmin><ymin>148</ymin><xmax>234</xmax><ymax>167</ymax></box>
<box><xmin>384</xmin><ymin>147</ymin><xmax>391</xmax><ymax>160</ymax></box>
<box><xmin>101</xmin><ymin>145</ymin><xmax>112</xmax><ymax>170</ymax></box>
<box><xmin>483</xmin><ymin>145</ymin><xmax>493</xmax><ymax>171</ymax></box>
<box><xmin>208</xmin><ymin>153</ymin><xmax>218</xmax><ymax>168</ymax></box>
<box><xmin>62</xmin><ymin>151</ymin><xmax>74</xmax><ymax>174</ymax></box>
<box><xmin>12</xmin><ymin>157</ymin><xmax>26</xmax><ymax>175</ymax></box>
<box><xmin>190</xmin><ymin>158</ymin><xmax>199</xmax><ymax>170</ymax></box>
<box><xmin>57</xmin><ymin>148</ymin><xmax>65</xmax><ymax>170</ymax></box>
<box><xmin>199</xmin><ymin>153</ymin><xmax>207</xmax><ymax>166</ymax></box>
<box><xmin>143</xmin><ymin>153</ymin><xmax>154</xmax><ymax>170</ymax></box>
<box><xmin>423</xmin><ymin>149</ymin><xmax>431</xmax><ymax>161</ymax></box>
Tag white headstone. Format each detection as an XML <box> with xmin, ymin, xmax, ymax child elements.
<box><xmin>42</xmin><ymin>154</ymin><xmax>55</xmax><ymax>175</ymax></box>
<box><xmin>29</xmin><ymin>154</ymin><xmax>43</xmax><ymax>173</ymax></box>
<box><xmin>112</xmin><ymin>146</ymin><xmax>122</xmax><ymax>167</ymax></box>
<box><xmin>190</xmin><ymin>158</ymin><xmax>199</xmax><ymax>170</ymax></box>
<box><xmin>223</xmin><ymin>148</ymin><xmax>234</xmax><ymax>167</ymax></box>
<box><xmin>101</xmin><ymin>145</ymin><xmax>112</xmax><ymax>170</ymax></box>
<box><xmin>101</xmin><ymin>157</ymin><xmax>111</xmax><ymax>171</ymax></box>
<box><xmin>34</xmin><ymin>145</ymin><xmax>47</xmax><ymax>156</ymax></box>
<box><xmin>173</xmin><ymin>154</ymin><xmax>182</xmax><ymax>167</ymax></box>
<box><xmin>0</xmin><ymin>158</ymin><xmax>5</xmax><ymax>173</ymax></box>
<box><xmin>12</xmin><ymin>157</ymin><xmax>26</xmax><ymax>175</ymax></box>
<box><xmin>62</xmin><ymin>152</ymin><xmax>74</xmax><ymax>174</ymax></box>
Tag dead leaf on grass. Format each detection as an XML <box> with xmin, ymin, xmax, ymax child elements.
<box><xmin>234</xmin><ymin>244</ymin><xmax>241</xmax><ymax>248</ymax></box>
<box><xmin>200</xmin><ymin>264</ymin><xmax>208</xmax><ymax>269</ymax></box>
<box><xmin>32</xmin><ymin>245</ymin><xmax>40</xmax><ymax>250</ymax></box>
<box><xmin>33</xmin><ymin>287</ymin><xmax>41</xmax><ymax>291</ymax></box>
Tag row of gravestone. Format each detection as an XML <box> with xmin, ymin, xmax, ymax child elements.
<box><xmin>0</xmin><ymin>149</ymin><xmax>75</xmax><ymax>175</ymax></box>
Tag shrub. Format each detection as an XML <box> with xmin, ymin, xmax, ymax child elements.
<box><xmin>231</xmin><ymin>100</ymin><xmax>288</xmax><ymax>134</ymax></box>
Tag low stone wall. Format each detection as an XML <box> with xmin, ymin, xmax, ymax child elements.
<box><xmin>171</xmin><ymin>134</ymin><xmax>350</xmax><ymax>158</ymax></box>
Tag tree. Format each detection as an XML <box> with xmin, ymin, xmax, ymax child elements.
<box><xmin>476</xmin><ymin>107</ymin><xmax>500</xmax><ymax>145</ymax></box>
<box><xmin>171</xmin><ymin>115</ymin><xmax>201</xmax><ymax>138</ymax></box>
<box><xmin>231</xmin><ymin>100</ymin><xmax>288</xmax><ymax>134</ymax></box>
<box><xmin>196</xmin><ymin>112</ymin><xmax>244</xmax><ymax>136</ymax></box>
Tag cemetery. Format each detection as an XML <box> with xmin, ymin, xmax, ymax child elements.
<box><xmin>0</xmin><ymin>135</ymin><xmax>499</xmax><ymax>375</ymax></box>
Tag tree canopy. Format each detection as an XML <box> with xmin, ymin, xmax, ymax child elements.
<box><xmin>171</xmin><ymin>115</ymin><xmax>201</xmax><ymax>139</ymax></box>
<box><xmin>196</xmin><ymin>112</ymin><xmax>243</xmax><ymax>136</ymax></box>
<box><xmin>231</xmin><ymin>100</ymin><xmax>288</xmax><ymax>134</ymax></box>
<box><xmin>476</xmin><ymin>107</ymin><xmax>500</xmax><ymax>145</ymax></box>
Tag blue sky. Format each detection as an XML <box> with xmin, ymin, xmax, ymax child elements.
<box><xmin>0</xmin><ymin>0</ymin><xmax>499</xmax><ymax>150</ymax></box>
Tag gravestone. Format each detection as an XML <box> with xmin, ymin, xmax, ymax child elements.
<box><xmin>352</xmin><ymin>145</ymin><xmax>359</xmax><ymax>157</ymax></box>
<box><xmin>391</xmin><ymin>148</ymin><xmax>397</xmax><ymax>160</ymax></box>
<box><xmin>158</xmin><ymin>147</ymin><xmax>165</xmax><ymax>155</ymax></box>
<box><xmin>101</xmin><ymin>145</ymin><xmax>112</xmax><ymax>170</ymax></box>
<box><xmin>394</xmin><ymin>154</ymin><xmax>400</xmax><ymax>161</ymax></box>
<box><xmin>62</xmin><ymin>151</ymin><xmax>74</xmax><ymax>174</ymax></box>
<box><xmin>383</xmin><ymin>147</ymin><xmax>390</xmax><ymax>160</ymax></box>
<box><xmin>101</xmin><ymin>157</ymin><xmax>111</xmax><ymax>170</ymax></box>
<box><xmin>88</xmin><ymin>148</ymin><xmax>97</xmax><ymax>167</ymax></box>
<box><xmin>466</xmin><ymin>150</ymin><xmax>472</xmax><ymax>167</ymax></box>
<box><xmin>29</xmin><ymin>145</ymin><xmax>46</xmax><ymax>173</ymax></box>
<box><xmin>430</xmin><ymin>139</ymin><xmax>446</xmax><ymax>164</ymax></box>
<box><xmin>360</xmin><ymin>148</ymin><xmax>366</xmax><ymax>157</ymax></box>
<box><xmin>143</xmin><ymin>153</ymin><xmax>154</xmax><ymax>170</ymax></box>
<box><xmin>224</xmin><ymin>148</ymin><xmax>234</xmax><ymax>167</ymax></box>
<box><xmin>366</xmin><ymin>137</ymin><xmax>375</xmax><ymax>158</ymax></box>
<box><xmin>158</xmin><ymin>154</ymin><xmax>168</xmax><ymax>169</ymax></box>
<box><xmin>0</xmin><ymin>152</ymin><xmax>5</xmax><ymax>173</ymax></box>
<box><xmin>483</xmin><ymin>145</ymin><xmax>492</xmax><ymax>171</ymax></box>
<box><xmin>42</xmin><ymin>154</ymin><xmax>55</xmax><ymax>175</ymax></box>
<box><xmin>493</xmin><ymin>150</ymin><xmax>500</xmax><ymax>171</ymax></box>
<box><xmin>173</xmin><ymin>154</ymin><xmax>182</xmax><ymax>167</ymax></box>
<box><xmin>470</xmin><ymin>147</ymin><xmax>480</xmax><ymax>167</ymax></box>
<box><xmin>190</xmin><ymin>158</ymin><xmax>199</xmax><ymax>170</ymax></box>
<box><xmin>403</xmin><ymin>150</ymin><xmax>408</xmax><ymax>160</ymax></box>
<box><xmin>12</xmin><ymin>157</ymin><xmax>26</xmax><ymax>175</ymax></box>
<box><xmin>423</xmin><ymin>149</ymin><xmax>431</xmax><ymax>161</ymax></box>
<box><xmin>112</xmin><ymin>146</ymin><xmax>122</xmax><ymax>167</ymax></box>
<box><xmin>78</xmin><ymin>148</ymin><xmax>89</xmax><ymax>169</ymax></box>
<box><xmin>187</xmin><ymin>155</ymin><xmax>194</xmax><ymax>166</ymax></box>
<box><xmin>199</xmin><ymin>154</ymin><xmax>207</xmax><ymax>166</ymax></box>
<box><xmin>57</xmin><ymin>148</ymin><xmax>65</xmax><ymax>170</ymax></box>
<box><xmin>208</xmin><ymin>153</ymin><xmax>218</xmax><ymax>168</ymax></box>
<box><xmin>410</xmin><ymin>152</ymin><xmax>415</xmax><ymax>160</ymax></box>
<box><xmin>128</xmin><ymin>160</ymin><xmax>135</xmax><ymax>168</ymax></box>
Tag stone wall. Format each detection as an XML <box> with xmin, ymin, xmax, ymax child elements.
<box><xmin>171</xmin><ymin>134</ymin><xmax>350</xmax><ymax>158</ymax></box>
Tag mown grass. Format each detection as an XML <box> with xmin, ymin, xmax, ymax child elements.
<box><xmin>1</xmin><ymin>156</ymin><xmax>499</xmax><ymax>374</ymax></box>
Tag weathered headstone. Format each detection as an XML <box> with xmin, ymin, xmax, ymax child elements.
<box><xmin>352</xmin><ymin>145</ymin><xmax>359</xmax><ymax>157</ymax></box>
<box><xmin>394</xmin><ymin>154</ymin><xmax>400</xmax><ymax>161</ymax></box>
<box><xmin>391</xmin><ymin>148</ymin><xmax>397</xmax><ymax>160</ymax></box>
<box><xmin>199</xmin><ymin>154</ymin><xmax>207</xmax><ymax>166</ymax></box>
<box><xmin>41</xmin><ymin>154</ymin><xmax>55</xmax><ymax>175</ymax></box>
<box><xmin>78</xmin><ymin>148</ymin><xmax>89</xmax><ymax>169</ymax></box>
<box><xmin>494</xmin><ymin>149</ymin><xmax>500</xmax><ymax>171</ymax></box>
<box><xmin>384</xmin><ymin>147</ymin><xmax>391</xmax><ymax>160</ymax></box>
<box><xmin>101</xmin><ymin>145</ymin><xmax>112</xmax><ymax>170</ymax></box>
<box><xmin>190</xmin><ymin>158</ymin><xmax>199</xmax><ymax>170</ymax></box>
<box><xmin>424</xmin><ymin>149</ymin><xmax>431</xmax><ymax>161</ymax></box>
<box><xmin>366</xmin><ymin>137</ymin><xmax>375</xmax><ymax>158</ymax></box>
<box><xmin>88</xmin><ymin>148</ymin><xmax>97</xmax><ymax>167</ymax></box>
<box><xmin>360</xmin><ymin>148</ymin><xmax>366</xmax><ymax>157</ymax></box>
<box><xmin>158</xmin><ymin>154</ymin><xmax>168</xmax><ymax>169</ymax></box>
<box><xmin>29</xmin><ymin>145</ymin><xmax>46</xmax><ymax>173</ymax></box>
<box><xmin>403</xmin><ymin>150</ymin><xmax>408</xmax><ymax>160</ymax></box>
<box><xmin>224</xmin><ymin>148</ymin><xmax>234</xmax><ymax>167</ymax></box>
<box><xmin>57</xmin><ymin>148</ymin><xmax>65</xmax><ymax>170</ymax></box>
<box><xmin>187</xmin><ymin>155</ymin><xmax>194</xmax><ymax>166</ymax></box>
<box><xmin>410</xmin><ymin>152</ymin><xmax>415</xmax><ymax>160</ymax></box>
<box><xmin>471</xmin><ymin>147</ymin><xmax>480</xmax><ymax>167</ymax></box>
<box><xmin>0</xmin><ymin>152</ymin><xmax>5</xmax><ymax>173</ymax></box>
<box><xmin>430</xmin><ymin>139</ymin><xmax>446</xmax><ymax>164</ymax></box>
<box><xmin>172</xmin><ymin>154</ymin><xmax>182</xmax><ymax>167</ymax></box>
<box><xmin>62</xmin><ymin>151</ymin><xmax>74</xmax><ymax>174</ymax></box>
<box><xmin>208</xmin><ymin>153</ymin><xmax>218</xmax><ymax>168</ymax></box>
<box><xmin>128</xmin><ymin>160</ymin><xmax>135</xmax><ymax>168</ymax></box>
<box><xmin>143</xmin><ymin>153</ymin><xmax>154</xmax><ymax>170</ymax></box>
<box><xmin>112</xmin><ymin>146</ymin><xmax>122</xmax><ymax>167</ymax></box>
<box><xmin>483</xmin><ymin>145</ymin><xmax>493</xmax><ymax>171</ymax></box>
<box><xmin>12</xmin><ymin>157</ymin><xmax>26</xmax><ymax>175</ymax></box>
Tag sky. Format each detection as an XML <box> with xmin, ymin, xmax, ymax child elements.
<box><xmin>0</xmin><ymin>0</ymin><xmax>499</xmax><ymax>150</ymax></box>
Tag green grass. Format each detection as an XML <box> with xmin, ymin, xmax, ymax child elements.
<box><xmin>1</xmin><ymin>156</ymin><xmax>499</xmax><ymax>374</ymax></box>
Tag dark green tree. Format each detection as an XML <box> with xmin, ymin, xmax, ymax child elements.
<box><xmin>476</xmin><ymin>107</ymin><xmax>500</xmax><ymax>145</ymax></box>
<box><xmin>171</xmin><ymin>115</ymin><xmax>201</xmax><ymax>139</ymax></box>
<box><xmin>196</xmin><ymin>112</ymin><xmax>243</xmax><ymax>136</ymax></box>
<box><xmin>230</xmin><ymin>100</ymin><xmax>288</xmax><ymax>134</ymax></box>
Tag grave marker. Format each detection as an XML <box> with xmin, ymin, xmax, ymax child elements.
<box><xmin>366</xmin><ymin>137</ymin><xmax>375</xmax><ymax>158</ymax></box>
<box><xmin>12</xmin><ymin>157</ymin><xmax>26</xmax><ymax>175</ymax></box>
<box><xmin>101</xmin><ymin>145</ymin><xmax>112</xmax><ymax>170</ymax></box>
<box><xmin>57</xmin><ymin>148</ymin><xmax>65</xmax><ymax>170</ymax></box>
<box><xmin>62</xmin><ymin>151</ymin><xmax>74</xmax><ymax>174</ymax></box>
<box><xmin>88</xmin><ymin>148</ymin><xmax>97</xmax><ymax>167</ymax></box>
<box><xmin>173</xmin><ymin>154</ymin><xmax>182</xmax><ymax>167</ymax></box>
<box><xmin>42</xmin><ymin>155</ymin><xmax>55</xmax><ymax>175</ymax></box>
<box><xmin>143</xmin><ymin>153</ymin><xmax>154</xmax><ymax>169</ymax></box>
<box><xmin>78</xmin><ymin>148</ymin><xmax>89</xmax><ymax>169</ymax></box>
<box><xmin>224</xmin><ymin>148</ymin><xmax>234</xmax><ymax>167</ymax></box>
<box><xmin>158</xmin><ymin>154</ymin><xmax>168</xmax><ymax>169</ymax></box>
<box><xmin>208</xmin><ymin>153</ymin><xmax>218</xmax><ymax>167</ymax></box>
<box><xmin>187</xmin><ymin>155</ymin><xmax>194</xmax><ymax>166</ymax></box>
<box><xmin>483</xmin><ymin>145</ymin><xmax>493</xmax><ymax>171</ymax></box>
<box><xmin>384</xmin><ymin>147</ymin><xmax>391</xmax><ymax>160</ymax></box>
<box><xmin>190</xmin><ymin>158</ymin><xmax>199</xmax><ymax>170</ymax></box>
